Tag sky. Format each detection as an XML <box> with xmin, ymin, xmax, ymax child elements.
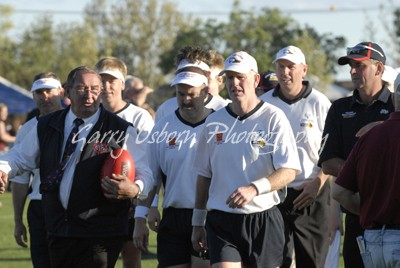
<box><xmin>2</xmin><ymin>0</ymin><xmax>400</xmax><ymax>80</ymax></box>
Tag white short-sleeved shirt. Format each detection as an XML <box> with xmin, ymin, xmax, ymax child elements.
<box><xmin>194</xmin><ymin>102</ymin><xmax>302</xmax><ymax>214</ymax></box>
<box><xmin>9</xmin><ymin>117</ymin><xmax>41</xmax><ymax>200</ymax></box>
<box><xmin>260</xmin><ymin>86</ymin><xmax>331</xmax><ymax>187</ymax></box>
<box><xmin>155</xmin><ymin>94</ymin><xmax>229</xmax><ymax>122</ymax></box>
<box><xmin>147</xmin><ymin>110</ymin><xmax>208</xmax><ymax>209</ymax></box>
<box><xmin>116</xmin><ymin>103</ymin><xmax>154</xmax><ymax>143</ymax></box>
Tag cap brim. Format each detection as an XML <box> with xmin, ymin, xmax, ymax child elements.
<box><xmin>338</xmin><ymin>55</ymin><xmax>370</xmax><ymax>65</ymax></box>
<box><xmin>98</xmin><ymin>70</ymin><xmax>125</xmax><ymax>82</ymax></box>
<box><xmin>31</xmin><ymin>78</ymin><xmax>62</xmax><ymax>92</ymax></box>
<box><xmin>273</xmin><ymin>56</ymin><xmax>305</xmax><ymax>65</ymax></box>
<box><xmin>171</xmin><ymin>71</ymin><xmax>208</xmax><ymax>87</ymax></box>
<box><xmin>177</xmin><ymin>59</ymin><xmax>210</xmax><ymax>72</ymax></box>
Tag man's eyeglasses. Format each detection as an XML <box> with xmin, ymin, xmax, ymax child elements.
<box><xmin>346</xmin><ymin>45</ymin><xmax>384</xmax><ymax>58</ymax></box>
<box><xmin>73</xmin><ymin>85</ymin><xmax>102</xmax><ymax>96</ymax></box>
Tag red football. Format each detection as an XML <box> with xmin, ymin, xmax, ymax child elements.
<box><xmin>100</xmin><ymin>148</ymin><xmax>135</xmax><ymax>182</ymax></box>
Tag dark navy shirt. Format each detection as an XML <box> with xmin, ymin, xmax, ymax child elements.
<box><xmin>318</xmin><ymin>86</ymin><xmax>394</xmax><ymax>165</ymax></box>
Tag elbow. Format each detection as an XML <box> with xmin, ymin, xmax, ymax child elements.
<box><xmin>331</xmin><ymin>183</ymin><xmax>344</xmax><ymax>204</ymax></box>
<box><xmin>321</xmin><ymin>164</ymin><xmax>329</xmax><ymax>175</ymax></box>
<box><xmin>331</xmin><ymin>189</ymin><xmax>340</xmax><ymax>203</ymax></box>
<box><xmin>322</xmin><ymin>162</ymin><xmax>336</xmax><ymax>177</ymax></box>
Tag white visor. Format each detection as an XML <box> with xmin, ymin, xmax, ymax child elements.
<box><xmin>98</xmin><ymin>69</ymin><xmax>125</xmax><ymax>82</ymax></box>
<box><xmin>171</xmin><ymin>71</ymin><xmax>208</xmax><ymax>87</ymax></box>
<box><xmin>31</xmin><ymin>78</ymin><xmax>62</xmax><ymax>92</ymax></box>
<box><xmin>177</xmin><ymin>59</ymin><xmax>210</xmax><ymax>72</ymax></box>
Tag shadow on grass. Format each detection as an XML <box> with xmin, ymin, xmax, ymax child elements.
<box><xmin>142</xmin><ymin>251</ymin><xmax>157</xmax><ymax>260</ymax></box>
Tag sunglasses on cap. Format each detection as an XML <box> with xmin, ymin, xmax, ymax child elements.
<box><xmin>346</xmin><ymin>44</ymin><xmax>384</xmax><ymax>58</ymax></box>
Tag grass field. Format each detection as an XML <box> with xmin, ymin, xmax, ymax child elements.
<box><xmin>0</xmin><ymin>190</ymin><xmax>344</xmax><ymax>267</ymax></box>
<box><xmin>0</xmin><ymin>191</ymin><xmax>158</xmax><ymax>268</ymax></box>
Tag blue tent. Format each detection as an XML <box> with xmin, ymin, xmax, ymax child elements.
<box><xmin>0</xmin><ymin>76</ymin><xmax>36</xmax><ymax>115</ymax></box>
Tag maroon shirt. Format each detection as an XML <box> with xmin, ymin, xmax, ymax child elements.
<box><xmin>336</xmin><ymin>111</ymin><xmax>400</xmax><ymax>229</ymax></box>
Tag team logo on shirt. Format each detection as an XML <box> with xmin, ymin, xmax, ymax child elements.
<box><xmin>93</xmin><ymin>142</ymin><xmax>109</xmax><ymax>154</ymax></box>
<box><xmin>342</xmin><ymin>111</ymin><xmax>356</xmax><ymax>118</ymax></box>
<box><xmin>300</xmin><ymin>114</ymin><xmax>314</xmax><ymax>128</ymax></box>
<box><xmin>250</xmin><ymin>131</ymin><xmax>267</xmax><ymax>148</ymax></box>
<box><xmin>380</xmin><ymin>109</ymin><xmax>389</xmax><ymax>114</ymax></box>
<box><xmin>300</xmin><ymin>119</ymin><xmax>314</xmax><ymax>128</ymax></box>
<box><xmin>214</xmin><ymin>132</ymin><xmax>224</xmax><ymax>144</ymax></box>
<box><xmin>251</xmin><ymin>138</ymin><xmax>266</xmax><ymax>148</ymax></box>
<box><xmin>300</xmin><ymin>121</ymin><xmax>313</xmax><ymax>128</ymax></box>
<box><xmin>167</xmin><ymin>137</ymin><xmax>177</xmax><ymax>149</ymax></box>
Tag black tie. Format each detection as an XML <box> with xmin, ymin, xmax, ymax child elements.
<box><xmin>40</xmin><ymin>118</ymin><xmax>84</xmax><ymax>194</ymax></box>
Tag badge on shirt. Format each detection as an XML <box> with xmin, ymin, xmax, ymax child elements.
<box><xmin>167</xmin><ymin>137</ymin><xmax>177</xmax><ymax>149</ymax></box>
<box><xmin>93</xmin><ymin>142</ymin><xmax>109</xmax><ymax>154</ymax></box>
<box><xmin>300</xmin><ymin>113</ymin><xmax>314</xmax><ymax>128</ymax></box>
<box><xmin>300</xmin><ymin>120</ymin><xmax>313</xmax><ymax>128</ymax></box>
<box><xmin>342</xmin><ymin>111</ymin><xmax>356</xmax><ymax>118</ymax></box>
<box><xmin>250</xmin><ymin>131</ymin><xmax>267</xmax><ymax>148</ymax></box>
<box><xmin>215</xmin><ymin>133</ymin><xmax>224</xmax><ymax>144</ymax></box>
<box><xmin>380</xmin><ymin>109</ymin><xmax>389</xmax><ymax>114</ymax></box>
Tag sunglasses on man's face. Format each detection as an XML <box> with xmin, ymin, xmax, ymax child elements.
<box><xmin>346</xmin><ymin>45</ymin><xmax>384</xmax><ymax>58</ymax></box>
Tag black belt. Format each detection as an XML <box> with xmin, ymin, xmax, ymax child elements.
<box><xmin>371</xmin><ymin>224</ymin><xmax>400</xmax><ymax>230</ymax></box>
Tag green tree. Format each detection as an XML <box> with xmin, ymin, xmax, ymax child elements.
<box><xmin>392</xmin><ymin>8</ymin><xmax>400</xmax><ymax>65</ymax></box>
<box><xmin>16</xmin><ymin>16</ymin><xmax>58</xmax><ymax>87</ymax></box>
<box><xmin>54</xmin><ymin>22</ymin><xmax>99</xmax><ymax>82</ymax></box>
<box><xmin>158</xmin><ymin>19</ymin><xmax>217</xmax><ymax>74</ymax></box>
<box><xmin>3</xmin><ymin>0</ymin><xmax>349</xmax><ymax>99</ymax></box>
<box><xmin>382</xmin><ymin>0</ymin><xmax>400</xmax><ymax>66</ymax></box>
<box><xmin>84</xmin><ymin>0</ymin><xmax>189</xmax><ymax>87</ymax></box>
<box><xmin>0</xmin><ymin>5</ymin><xmax>19</xmax><ymax>83</ymax></box>
<box><xmin>160</xmin><ymin>0</ymin><xmax>346</xmax><ymax>91</ymax></box>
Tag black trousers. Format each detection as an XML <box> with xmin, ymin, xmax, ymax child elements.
<box><xmin>343</xmin><ymin>213</ymin><xmax>365</xmax><ymax>268</ymax></box>
<box><xmin>278</xmin><ymin>182</ymin><xmax>330</xmax><ymax>268</ymax></box>
<box><xmin>27</xmin><ymin>200</ymin><xmax>51</xmax><ymax>268</ymax></box>
<box><xmin>47</xmin><ymin>235</ymin><xmax>124</xmax><ymax>268</ymax></box>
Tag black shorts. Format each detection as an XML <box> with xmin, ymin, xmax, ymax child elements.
<box><xmin>206</xmin><ymin>206</ymin><xmax>284</xmax><ymax>267</ymax></box>
<box><xmin>278</xmin><ymin>182</ymin><xmax>330</xmax><ymax>268</ymax></box>
<box><xmin>125</xmin><ymin>217</ymin><xmax>135</xmax><ymax>241</ymax></box>
<box><xmin>157</xmin><ymin>208</ymin><xmax>207</xmax><ymax>267</ymax></box>
<box><xmin>125</xmin><ymin>205</ymin><xmax>136</xmax><ymax>241</ymax></box>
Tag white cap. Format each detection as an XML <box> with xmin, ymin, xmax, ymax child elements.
<box><xmin>382</xmin><ymin>65</ymin><xmax>398</xmax><ymax>84</ymax></box>
<box><xmin>98</xmin><ymin>69</ymin><xmax>125</xmax><ymax>82</ymax></box>
<box><xmin>273</xmin><ymin>45</ymin><xmax>306</xmax><ymax>65</ymax></box>
<box><xmin>177</xmin><ymin>59</ymin><xmax>210</xmax><ymax>72</ymax></box>
<box><xmin>31</xmin><ymin>78</ymin><xmax>62</xmax><ymax>92</ymax></box>
<box><xmin>219</xmin><ymin>51</ymin><xmax>258</xmax><ymax>75</ymax></box>
<box><xmin>171</xmin><ymin>71</ymin><xmax>208</xmax><ymax>87</ymax></box>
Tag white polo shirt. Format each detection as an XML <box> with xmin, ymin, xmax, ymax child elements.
<box><xmin>10</xmin><ymin>117</ymin><xmax>41</xmax><ymax>200</ymax></box>
<box><xmin>147</xmin><ymin>110</ymin><xmax>209</xmax><ymax>209</ymax></box>
<box><xmin>116</xmin><ymin>103</ymin><xmax>154</xmax><ymax>143</ymax></box>
<box><xmin>260</xmin><ymin>84</ymin><xmax>331</xmax><ymax>188</ymax></box>
<box><xmin>194</xmin><ymin>102</ymin><xmax>301</xmax><ymax>214</ymax></box>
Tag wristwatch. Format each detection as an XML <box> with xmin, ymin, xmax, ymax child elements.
<box><xmin>135</xmin><ymin>180</ymin><xmax>144</xmax><ymax>197</ymax></box>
